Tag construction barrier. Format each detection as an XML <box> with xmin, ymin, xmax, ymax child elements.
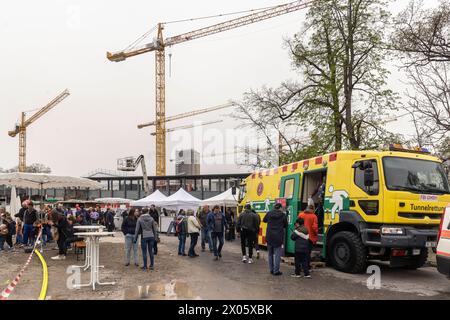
<box><xmin>0</xmin><ymin>230</ymin><xmax>43</xmax><ymax>301</ymax></box>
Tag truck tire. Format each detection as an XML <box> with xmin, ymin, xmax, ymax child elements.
<box><xmin>329</xmin><ymin>231</ymin><xmax>367</xmax><ymax>274</ymax></box>
<box><xmin>405</xmin><ymin>248</ymin><xmax>429</xmax><ymax>270</ymax></box>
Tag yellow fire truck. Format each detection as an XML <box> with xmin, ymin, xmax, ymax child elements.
<box><xmin>238</xmin><ymin>146</ymin><xmax>450</xmax><ymax>273</ymax></box>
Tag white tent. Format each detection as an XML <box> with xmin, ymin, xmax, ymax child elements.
<box><xmin>131</xmin><ymin>190</ymin><xmax>168</xmax><ymax>207</ymax></box>
<box><xmin>159</xmin><ymin>188</ymin><xmax>202</xmax><ymax>211</ymax></box>
<box><xmin>201</xmin><ymin>188</ymin><xmax>240</xmax><ymax>207</ymax></box>
<box><xmin>0</xmin><ymin>172</ymin><xmax>102</xmax><ymax>189</ymax></box>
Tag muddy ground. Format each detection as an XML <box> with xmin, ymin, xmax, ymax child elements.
<box><xmin>0</xmin><ymin>233</ymin><xmax>449</xmax><ymax>300</ymax></box>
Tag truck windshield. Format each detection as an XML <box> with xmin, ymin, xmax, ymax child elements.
<box><xmin>383</xmin><ymin>157</ymin><xmax>450</xmax><ymax>194</ymax></box>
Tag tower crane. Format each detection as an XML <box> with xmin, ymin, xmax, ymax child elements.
<box><xmin>149</xmin><ymin>120</ymin><xmax>223</xmax><ymax>136</ymax></box>
<box><xmin>8</xmin><ymin>89</ymin><xmax>70</xmax><ymax>172</ymax></box>
<box><xmin>138</xmin><ymin>102</ymin><xmax>233</xmax><ymax>129</ymax></box>
<box><xmin>107</xmin><ymin>1</ymin><xmax>310</xmax><ymax>176</ymax></box>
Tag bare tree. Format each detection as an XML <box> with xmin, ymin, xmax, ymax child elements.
<box><xmin>392</xmin><ymin>0</ymin><xmax>450</xmax><ymax>157</ymax></box>
<box><xmin>405</xmin><ymin>63</ymin><xmax>450</xmax><ymax>138</ymax></box>
<box><xmin>233</xmin><ymin>90</ymin><xmax>317</xmax><ymax>167</ymax></box>
<box><xmin>392</xmin><ymin>0</ymin><xmax>450</xmax><ymax>66</ymax></box>
<box><xmin>4</xmin><ymin>163</ymin><xmax>52</xmax><ymax>174</ymax></box>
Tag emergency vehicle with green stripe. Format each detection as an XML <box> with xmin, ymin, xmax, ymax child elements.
<box><xmin>238</xmin><ymin>146</ymin><xmax>450</xmax><ymax>273</ymax></box>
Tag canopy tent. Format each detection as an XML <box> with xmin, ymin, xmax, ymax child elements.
<box><xmin>130</xmin><ymin>190</ymin><xmax>168</xmax><ymax>207</ymax></box>
<box><xmin>201</xmin><ymin>188</ymin><xmax>240</xmax><ymax>207</ymax></box>
<box><xmin>0</xmin><ymin>172</ymin><xmax>103</xmax><ymax>189</ymax></box>
<box><xmin>159</xmin><ymin>188</ymin><xmax>202</xmax><ymax>212</ymax></box>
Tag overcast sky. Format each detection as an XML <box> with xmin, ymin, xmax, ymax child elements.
<box><xmin>0</xmin><ymin>0</ymin><xmax>439</xmax><ymax>177</ymax></box>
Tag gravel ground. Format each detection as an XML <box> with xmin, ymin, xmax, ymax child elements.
<box><xmin>0</xmin><ymin>233</ymin><xmax>449</xmax><ymax>300</ymax></box>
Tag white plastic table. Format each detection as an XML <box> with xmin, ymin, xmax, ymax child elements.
<box><xmin>73</xmin><ymin>225</ymin><xmax>105</xmax><ymax>231</ymax></box>
<box><xmin>73</xmin><ymin>231</ymin><xmax>116</xmax><ymax>290</ymax></box>
<box><xmin>73</xmin><ymin>225</ymin><xmax>105</xmax><ymax>270</ymax></box>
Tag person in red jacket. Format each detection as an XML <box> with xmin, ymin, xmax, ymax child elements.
<box><xmin>298</xmin><ymin>204</ymin><xmax>318</xmax><ymax>267</ymax></box>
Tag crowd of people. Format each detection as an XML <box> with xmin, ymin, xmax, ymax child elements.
<box><xmin>175</xmin><ymin>205</ymin><xmax>230</xmax><ymax>261</ymax></box>
<box><xmin>1</xmin><ymin>198</ymin><xmax>318</xmax><ymax>280</ymax></box>
<box><xmin>0</xmin><ymin>200</ymin><xmax>119</xmax><ymax>260</ymax></box>
<box><xmin>169</xmin><ymin>202</ymin><xmax>317</xmax><ymax>279</ymax></box>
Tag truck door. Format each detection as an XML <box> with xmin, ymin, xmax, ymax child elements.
<box><xmin>350</xmin><ymin>158</ymin><xmax>383</xmax><ymax>223</ymax></box>
<box><xmin>280</xmin><ymin>173</ymin><xmax>301</xmax><ymax>254</ymax></box>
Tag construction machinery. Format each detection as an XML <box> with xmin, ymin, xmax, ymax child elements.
<box><xmin>117</xmin><ymin>155</ymin><xmax>150</xmax><ymax>194</ymax></box>
<box><xmin>107</xmin><ymin>1</ymin><xmax>310</xmax><ymax>176</ymax></box>
<box><xmin>8</xmin><ymin>89</ymin><xmax>70</xmax><ymax>172</ymax></box>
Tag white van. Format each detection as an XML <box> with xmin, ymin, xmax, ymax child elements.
<box><xmin>437</xmin><ymin>204</ymin><xmax>450</xmax><ymax>278</ymax></box>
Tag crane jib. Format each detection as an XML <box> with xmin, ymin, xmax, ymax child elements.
<box><xmin>108</xmin><ymin>0</ymin><xmax>310</xmax><ymax>58</ymax></box>
<box><xmin>9</xmin><ymin>89</ymin><xmax>70</xmax><ymax>172</ymax></box>
<box><xmin>106</xmin><ymin>0</ymin><xmax>311</xmax><ymax>176</ymax></box>
<box><xmin>24</xmin><ymin>90</ymin><xmax>70</xmax><ymax>126</ymax></box>
<box><xmin>165</xmin><ymin>1</ymin><xmax>309</xmax><ymax>47</ymax></box>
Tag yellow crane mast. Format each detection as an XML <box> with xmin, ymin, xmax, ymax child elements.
<box><xmin>107</xmin><ymin>1</ymin><xmax>310</xmax><ymax>176</ymax></box>
<box><xmin>8</xmin><ymin>89</ymin><xmax>70</xmax><ymax>172</ymax></box>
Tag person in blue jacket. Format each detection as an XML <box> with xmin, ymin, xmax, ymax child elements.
<box><xmin>206</xmin><ymin>205</ymin><xmax>227</xmax><ymax>261</ymax></box>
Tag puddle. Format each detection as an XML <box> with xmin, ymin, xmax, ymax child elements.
<box><xmin>124</xmin><ymin>279</ymin><xmax>201</xmax><ymax>300</ymax></box>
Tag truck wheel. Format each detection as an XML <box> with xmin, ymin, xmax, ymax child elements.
<box><xmin>329</xmin><ymin>231</ymin><xmax>367</xmax><ymax>274</ymax></box>
<box><xmin>405</xmin><ymin>248</ymin><xmax>429</xmax><ymax>270</ymax></box>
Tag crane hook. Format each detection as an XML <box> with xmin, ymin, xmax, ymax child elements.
<box><xmin>168</xmin><ymin>52</ymin><xmax>173</xmax><ymax>78</ymax></box>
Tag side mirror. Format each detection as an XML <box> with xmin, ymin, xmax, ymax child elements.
<box><xmin>353</xmin><ymin>160</ymin><xmax>373</xmax><ymax>170</ymax></box>
<box><xmin>364</xmin><ymin>168</ymin><xmax>375</xmax><ymax>187</ymax></box>
<box><xmin>352</xmin><ymin>162</ymin><xmax>361</xmax><ymax>169</ymax></box>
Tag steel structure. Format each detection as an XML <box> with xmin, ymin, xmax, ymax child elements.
<box><xmin>107</xmin><ymin>1</ymin><xmax>309</xmax><ymax>176</ymax></box>
<box><xmin>137</xmin><ymin>102</ymin><xmax>233</xmax><ymax>129</ymax></box>
<box><xmin>8</xmin><ymin>89</ymin><xmax>70</xmax><ymax>172</ymax></box>
<box><xmin>149</xmin><ymin>120</ymin><xmax>223</xmax><ymax>136</ymax></box>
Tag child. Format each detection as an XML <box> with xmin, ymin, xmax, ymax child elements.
<box><xmin>291</xmin><ymin>218</ymin><xmax>311</xmax><ymax>278</ymax></box>
<box><xmin>29</xmin><ymin>220</ymin><xmax>41</xmax><ymax>247</ymax></box>
<box><xmin>15</xmin><ymin>218</ymin><xmax>23</xmax><ymax>246</ymax></box>
<box><xmin>5</xmin><ymin>213</ymin><xmax>15</xmax><ymax>251</ymax></box>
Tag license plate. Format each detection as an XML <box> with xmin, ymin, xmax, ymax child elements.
<box><xmin>426</xmin><ymin>241</ymin><xmax>437</xmax><ymax>248</ymax></box>
<box><xmin>413</xmin><ymin>249</ymin><xmax>421</xmax><ymax>255</ymax></box>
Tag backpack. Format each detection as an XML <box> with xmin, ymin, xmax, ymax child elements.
<box><xmin>176</xmin><ymin>219</ymin><xmax>183</xmax><ymax>234</ymax></box>
<box><xmin>176</xmin><ymin>218</ymin><xmax>188</xmax><ymax>235</ymax></box>
<box><xmin>9</xmin><ymin>221</ymin><xmax>16</xmax><ymax>236</ymax></box>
